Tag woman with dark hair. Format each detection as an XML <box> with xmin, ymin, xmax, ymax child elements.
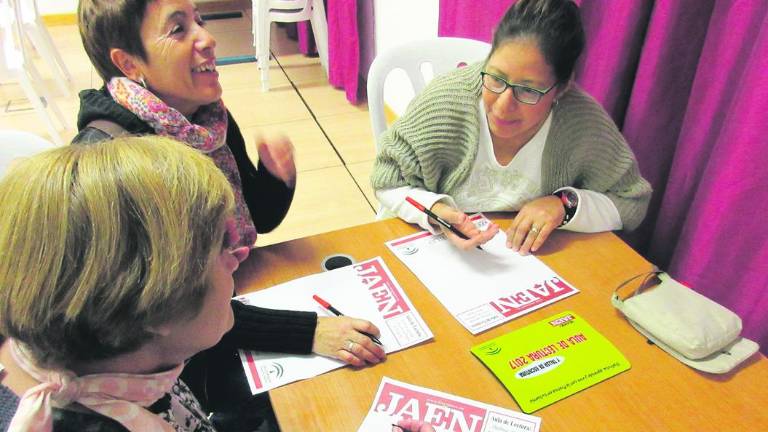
<box><xmin>372</xmin><ymin>0</ymin><xmax>652</xmax><ymax>255</ymax></box>
<box><xmin>71</xmin><ymin>1</ymin><xmax>385</xmax><ymax>429</ymax></box>
<box><xmin>76</xmin><ymin>0</ymin><xmax>292</xmax><ymax>246</ymax></box>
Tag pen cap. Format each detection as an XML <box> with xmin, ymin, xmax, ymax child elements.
<box><xmin>405</xmin><ymin>196</ymin><xmax>426</xmax><ymax>212</ymax></box>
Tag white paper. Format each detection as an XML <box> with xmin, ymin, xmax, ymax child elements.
<box><xmin>236</xmin><ymin>257</ymin><xmax>433</xmax><ymax>394</ymax></box>
<box><xmin>386</xmin><ymin>215</ymin><xmax>579</xmax><ymax>334</ymax></box>
<box><xmin>358</xmin><ymin>377</ymin><xmax>541</xmax><ymax>432</ymax></box>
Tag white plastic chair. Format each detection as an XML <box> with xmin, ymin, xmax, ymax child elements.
<box><xmin>13</xmin><ymin>0</ymin><xmax>72</xmax><ymax>96</ymax></box>
<box><xmin>0</xmin><ymin>0</ymin><xmax>66</xmax><ymax>145</ymax></box>
<box><xmin>252</xmin><ymin>0</ymin><xmax>328</xmax><ymax>91</ymax></box>
<box><xmin>0</xmin><ymin>129</ymin><xmax>56</xmax><ymax>178</ymax></box>
<box><xmin>366</xmin><ymin>37</ymin><xmax>491</xmax><ymax>144</ymax></box>
<box><xmin>367</xmin><ymin>37</ymin><xmax>491</xmax><ymax>219</ymax></box>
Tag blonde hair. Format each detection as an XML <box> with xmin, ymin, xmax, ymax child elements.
<box><xmin>0</xmin><ymin>136</ymin><xmax>234</xmax><ymax>368</ymax></box>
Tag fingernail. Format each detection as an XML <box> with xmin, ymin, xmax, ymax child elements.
<box><xmin>232</xmin><ymin>246</ymin><xmax>250</xmax><ymax>263</ymax></box>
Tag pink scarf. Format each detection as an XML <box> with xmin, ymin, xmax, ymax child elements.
<box><xmin>107</xmin><ymin>77</ymin><xmax>257</xmax><ymax>248</ymax></box>
<box><xmin>7</xmin><ymin>339</ymin><xmax>182</xmax><ymax>432</ymax></box>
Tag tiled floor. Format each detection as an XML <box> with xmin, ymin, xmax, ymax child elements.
<box><xmin>0</xmin><ymin>18</ymin><xmax>380</xmax><ymax>246</ymax></box>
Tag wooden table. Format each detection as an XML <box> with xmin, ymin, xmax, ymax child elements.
<box><xmin>234</xmin><ymin>217</ymin><xmax>768</xmax><ymax>431</ymax></box>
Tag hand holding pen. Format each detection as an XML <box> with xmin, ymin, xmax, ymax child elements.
<box><xmin>405</xmin><ymin>197</ymin><xmax>498</xmax><ymax>251</ymax></box>
<box><xmin>311</xmin><ymin>295</ymin><xmax>387</xmax><ymax>366</ymax></box>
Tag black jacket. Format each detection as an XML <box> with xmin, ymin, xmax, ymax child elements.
<box><xmin>74</xmin><ymin>88</ymin><xmax>293</xmax><ymax>233</ymax></box>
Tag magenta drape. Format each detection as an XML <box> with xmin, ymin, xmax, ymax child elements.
<box><xmin>648</xmin><ymin>1</ymin><xmax>768</xmax><ymax>352</ymax></box>
<box><xmin>437</xmin><ymin>1</ymin><xmax>513</xmax><ymax>42</ymax></box>
<box><xmin>296</xmin><ymin>0</ymin><xmax>362</xmax><ymax>103</ymax></box>
<box><xmin>439</xmin><ymin>0</ymin><xmax>768</xmax><ymax>353</ymax></box>
<box><xmin>326</xmin><ymin>0</ymin><xmax>361</xmax><ymax>103</ymax></box>
<box><xmin>297</xmin><ymin>22</ymin><xmax>316</xmax><ymax>55</ymax></box>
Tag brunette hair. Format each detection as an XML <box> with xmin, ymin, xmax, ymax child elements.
<box><xmin>78</xmin><ymin>0</ymin><xmax>151</xmax><ymax>82</ymax></box>
<box><xmin>492</xmin><ymin>0</ymin><xmax>585</xmax><ymax>84</ymax></box>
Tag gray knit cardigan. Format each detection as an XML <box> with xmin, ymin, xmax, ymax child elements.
<box><xmin>370</xmin><ymin>62</ymin><xmax>652</xmax><ymax>231</ymax></box>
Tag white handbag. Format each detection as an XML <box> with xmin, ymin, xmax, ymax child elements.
<box><xmin>612</xmin><ymin>270</ymin><xmax>759</xmax><ymax>374</ymax></box>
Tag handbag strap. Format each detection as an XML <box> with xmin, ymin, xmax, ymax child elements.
<box><xmin>612</xmin><ymin>266</ymin><xmax>662</xmax><ymax>304</ymax></box>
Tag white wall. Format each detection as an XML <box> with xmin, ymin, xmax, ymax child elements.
<box><xmin>37</xmin><ymin>0</ymin><xmax>77</xmax><ymax>14</ymax></box>
<box><xmin>37</xmin><ymin>0</ymin><xmax>439</xmax><ymax>116</ymax></box>
<box><xmin>374</xmin><ymin>0</ymin><xmax>438</xmax><ymax>55</ymax></box>
<box><xmin>37</xmin><ymin>0</ymin><xmax>225</xmax><ymax>15</ymax></box>
<box><xmin>372</xmin><ymin>0</ymin><xmax>439</xmax><ymax>116</ymax></box>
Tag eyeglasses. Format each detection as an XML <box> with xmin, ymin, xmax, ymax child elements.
<box><xmin>480</xmin><ymin>71</ymin><xmax>557</xmax><ymax>105</ymax></box>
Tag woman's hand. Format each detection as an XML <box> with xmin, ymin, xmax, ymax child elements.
<box><xmin>394</xmin><ymin>419</ymin><xmax>436</xmax><ymax>432</ymax></box>
<box><xmin>312</xmin><ymin>316</ymin><xmax>386</xmax><ymax>367</ymax></box>
<box><xmin>506</xmin><ymin>195</ymin><xmax>565</xmax><ymax>255</ymax></box>
<box><xmin>256</xmin><ymin>134</ymin><xmax>297</xmax><ymax>188</ymax></box>
<box><xmin>431</xmin><ymin>202</ymin><xmax>499</xmax><ymax>250</ymax></box>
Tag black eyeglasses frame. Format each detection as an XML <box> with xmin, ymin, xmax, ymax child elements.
<box><xmin>480</xmin><ymin>71</ymin><xmax>558</xmax><ymax>105</ymax></box>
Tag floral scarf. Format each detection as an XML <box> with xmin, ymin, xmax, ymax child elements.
<box><xmin>7</xmin><ymin>339</ymin><xmax>191</xmax><ymax>432</ymax></box>
<box><xmin>107</xmin><ymin>77</ymin><xmax>257</xmax><ymax>247</ymax></box>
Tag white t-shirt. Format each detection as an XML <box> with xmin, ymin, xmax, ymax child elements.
<box><xmin>451</xmin><ymin>102</ymin><xmax>548</xmax><ymax>211</ymax></box>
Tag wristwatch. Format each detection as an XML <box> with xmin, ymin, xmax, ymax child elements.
<box><xmin>555</xmin><ymin>189</ymin><xmax>578</xmax><ymax>226</ymax></box>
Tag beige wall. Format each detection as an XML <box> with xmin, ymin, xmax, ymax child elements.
<box><xmin>38</xmin><ymin>0</ymin><xmax>77</xmax><ymax>14</ymax></box>
<box><xmin>372</xmin><ymin>0</ymin><xmax>439</xmax><ymax>116</ymax></box>
<box><xmin>373</xmin><ymin>0</ymin><xmax>439</xmax><ymax>55</ymax></box>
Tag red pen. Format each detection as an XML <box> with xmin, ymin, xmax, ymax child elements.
<box><xmin>405</xmin><ymin>196</ymin><xmax>483</xmax><ymax>250</ymax></box>
<box><xmin>312</xmin><ymin>294</ymin><xmax>383</xmax><ymax>345</ymax></box>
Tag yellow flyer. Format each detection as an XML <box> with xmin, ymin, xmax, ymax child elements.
<box><xmin>471</xmin><ymin>311</ymin><xmax>630</xmax><ymax>413</ymax></box>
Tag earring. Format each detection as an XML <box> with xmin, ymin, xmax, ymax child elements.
<box><xmin>552</xmin><ymin>98</ymin><xmax>559</xmax><ymax>108</ymax></box>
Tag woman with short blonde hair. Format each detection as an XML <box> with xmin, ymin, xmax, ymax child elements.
<box><xmin>0</xmin><ymin>136</ymin><xmax>234</xmax><ymax>368</ymax></box>
<box><xmin>0</xmin><ymin>136</ymin><xmax>239</xmax><ymax>430</ymax></box>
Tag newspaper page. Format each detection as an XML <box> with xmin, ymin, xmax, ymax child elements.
<box><xmin>358</xmin><ymin>377</ymin><xmax>541</xmax><ymax>432</ymax></box>
<box><xmin>236</xmin><ymin>257</ymin><xmax>433</xmax><ymax>394</ymax></box>
<box><xmin>386</xmin><ymin>215</ymin><xmax>578</xmax><ymax>334</ymax></box>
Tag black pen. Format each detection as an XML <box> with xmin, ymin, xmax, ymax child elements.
<box><xmin>405</xmin><ymin>196</ymin><xmax>483</xmax><ymax>250</ymax></box>
<box><xmin>312</xmin><ymin>294</ymin><xmax>383</xmax><ymax>345</ymax></box>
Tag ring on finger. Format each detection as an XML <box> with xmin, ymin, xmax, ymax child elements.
<box><xmin>530</xmin><ymin>225</ymin><xmax>540</xmax><ymax>235</ymax></box>
<box><xmin>345</xmin><ymin>340</ymin><xmax>355</xmax><ymax>352</ymax></box>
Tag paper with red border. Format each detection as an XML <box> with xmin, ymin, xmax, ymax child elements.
<box><xmin>235</xmin><ymin>257</ymin><xmax>433</xmax><ymax>394</ymax></box>
<box><xmin>386</xmin><ymin>214</ymin><xmax>578</xmax><ymax>334</ymax></box>
<box><xmin>358</xmin><ymin>377</ymin><xmax>541</xmax><ymax>431</ymax></box>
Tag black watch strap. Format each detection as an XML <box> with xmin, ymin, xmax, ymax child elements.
<box><xmin>555</xmin><ymin>190</ymin><xmax>578</xmax><ymax>226</ymax></box>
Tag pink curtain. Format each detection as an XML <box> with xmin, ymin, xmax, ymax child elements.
<box><xmin>326</xmin><ymin>0</ymin><xmax>362</xmax><ymax>103</ymax></box>
<box><xmin>298</xmin><ymin>0</ymin><xmax>363</xmax><ymax>103</ymax></box>
<box><xmin>439</xmin><ymin>0</ymin><xmax>768</xmax><ymax>353</ymax></box>
<box><xmin>438</xmin><ymin>1</ymin><xmax>513</xmax><ymax>42</ymax></box>
<box><xmin>297</xmin><ymin>22</ymin><xmax>317</xmax><ymax>55</ymax></box>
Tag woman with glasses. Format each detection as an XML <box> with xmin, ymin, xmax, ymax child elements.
<box><xmin>371</xmin><ymin>0</ymin><xmax>651</xmax><ymax>255</ymax></box>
